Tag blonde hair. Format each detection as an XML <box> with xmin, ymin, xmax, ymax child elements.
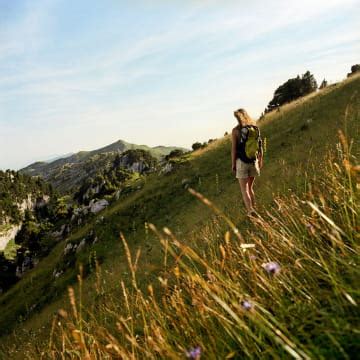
<box><xmin>234</xmin><ymin>108</ymin><xmax>255</xmax><ymax>127</ymax></box>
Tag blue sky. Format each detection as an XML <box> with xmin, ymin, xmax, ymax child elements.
<box><xmin>0</xmin><ymin>0</ymin><xmax>359</xmax><ymax>170</ymax></box>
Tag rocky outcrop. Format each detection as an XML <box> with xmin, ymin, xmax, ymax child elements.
<box><xmin>160</xmin><ymin>162</ymin><xmax>174</xmax><ymax>174</ymax></box>
<box><xmin>36</xmin><ymin>195</ymin><xmax>50</xmax><ymax>208</ymax></box>
<box><xmin>117</xmin><ymin>155</ymin><xmax>151</xmax><ymax>173</ymax></box>
<box><xmin>18</xmin><ymin>195</ymin><xmax>36</xmax><ymax>213</ymax></box>
<box><xmin>53</xmin><ymin>230</ymin><xmax>98</xmax><ymax>278</ymax></box>
<box><xmin>89</xmin><ymin>199</ymin><xmax>109</xmax><ymax>214</ymax></box>
<box><xmin>81</xmin><ymin>183</ymin><xmax>104</xmax><ymax>203</ymax></box>
<box><xmin>130</xmin><ymin>161</ymin><xmax>146</xmax><ymax>173</ymax></box>
<box><xmin>14</xmin><ymin>246</ymin><xmax>40</xmax><ymax>278</ymax></box>
<box><xmin>17</xmin><ymin>194</ymin><xmax>50</xmax><ymax>215</ymax></box>
<box><xmin>51</xmin><ymin>224</ymin><xmax>70</xmax><ymax>240</ymax></box>
<box><xmin>76</xmin><ymin>239</ymin><xmax>86</xmax><ymax>253</ymax></box>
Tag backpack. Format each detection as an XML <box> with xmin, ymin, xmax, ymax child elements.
<box><xmin>237</xmin><ymin>125</ymin><xmax>261</xmax><ymax>163</ymax></box>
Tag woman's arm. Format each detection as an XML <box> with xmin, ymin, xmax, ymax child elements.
<box><xmin>231</xmin><ymin>128</ymin><xmax>237</xmax><ymax>174</ymax></box>
<box><xmin>258</xmin><ymin>151</ymin><xmax>263</xmax><ymax>169</ymax></box>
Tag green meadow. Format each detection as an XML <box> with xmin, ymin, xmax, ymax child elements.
<box><xmin>0</xmin><ymin>74</ymin><xmax>359</xmax><ymax>359</ymax></box>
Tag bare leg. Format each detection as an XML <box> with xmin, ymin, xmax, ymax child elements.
<box><xmin>238</xmin><ymin>178</ymin><xmax>252</xmax><ymax>213</ymax></box>
<box><xmin>247</xmin><ymin>177</ymin><xmax>256</xmax><ymax>209</ymax></box>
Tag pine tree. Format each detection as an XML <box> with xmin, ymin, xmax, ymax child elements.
<box><xmin>266</xmin><ymin>71</ymin><xmax>318</xmax><ymax>112</ymax></box>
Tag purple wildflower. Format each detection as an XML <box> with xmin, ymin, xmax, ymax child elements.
<box><xmin>186</xmin><ymin>346</ymin><xmax>201</xmax><ymax>359</ymax></box>
<box><xmin>262</xmin><ymin>261</ymin><xmax>281</xmax><ymax>275</ymax></box>
<box><xmin>241</xmin><ymin>300</ymin><xmax>252</xmax><ymax>310</ymax></box>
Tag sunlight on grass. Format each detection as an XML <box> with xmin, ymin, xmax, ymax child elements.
<box><xmin>3</xmin><ymin>239</ymin><xmax>20</xmax><ymax>260</ymax></box>
<box><xmin>9</xmin><ymin>132</ymin><xmax>357</xmax><ymax>359</ymax></box>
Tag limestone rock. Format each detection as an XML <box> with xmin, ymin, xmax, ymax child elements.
<box><xmin>90</xmin><ymin>199</ymin><xmax>109</xmax><ymax>213</ymax></box>
<box><xmin>63</xmin><ymin>242</ymin><xmax>74</xmax><ymax>255</ymax></box>
<box><xmin>160</xmin><ymin>163</ymin><xmax>173</xmax><ymax>174</ymax></box>
<box><xmin>76</xmin><ymin>239</ymin><xmax>86</xmax><ymax>253</ymax></box>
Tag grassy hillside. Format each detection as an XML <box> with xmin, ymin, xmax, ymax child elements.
<box><xmin>0</xmin><ymin>74</ymin><xmax>359</xmax><ymax>358</ymax></box>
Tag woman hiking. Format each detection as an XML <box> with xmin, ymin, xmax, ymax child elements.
<box><xmin>231</xmin><ymin>109</ymin><xmax>263</xmax><ymax>216</ymax></box>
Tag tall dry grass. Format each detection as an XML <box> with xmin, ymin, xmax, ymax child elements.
<box><xmin>16</xmin><ymin>132</ymin><xmax>359</xmax><ymax>359</ymax></box>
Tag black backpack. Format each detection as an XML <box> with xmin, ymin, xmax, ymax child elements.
<box><xmin>237</xmin><ymin>125</ymin><xmax>261</xmax><ymax>163</ymax></box>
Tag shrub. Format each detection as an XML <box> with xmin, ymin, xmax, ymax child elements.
<box><xmin>192</xmin><ymin>142</ymin><xmax>203</xmax><ymax>151</ymax></box>
<box><xmin>319</xmin><ymin>79</ymin><xmax>328</xmax><ymax>89</ymax></box>
<box><xmin>164</xmin><ymin>149</ymin><xmax>185</xmax><ymax>161</ymax></box>
<box><xmin>347</xmin><ymin>64</ymin><xmax>360</xmax><ymax>77</ymax></box>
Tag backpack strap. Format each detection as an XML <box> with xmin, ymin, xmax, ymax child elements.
<box><xmin>255</xmin><ymin>126</ymin><xmax>263</xmax><ymax>154</ymax></box>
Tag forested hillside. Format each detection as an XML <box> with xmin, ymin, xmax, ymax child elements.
<box><xmin>0</xmin><ymin>170</ymin><xmax>52</xmax><ymax>225</ymax></box>
<box><xmin>21</xmin><ymin>139</ymin><xmax>187</xmax><ymax>194</ymax></box>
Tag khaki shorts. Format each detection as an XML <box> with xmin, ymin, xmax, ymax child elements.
<box><xmin>236</xmin><ymin>158</ymin><xmax>260</xmax><ymax>179</ymax></box>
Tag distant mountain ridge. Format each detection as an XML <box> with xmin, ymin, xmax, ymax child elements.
<box><xmin>43</xmin><ymin>153</ymin><xmax>75</xmax><ymax>163</ymax></box>
<box><xmin>20</xmin><ymin>139</ymin><xmax>188</xmax><ymax>193</ymax></box>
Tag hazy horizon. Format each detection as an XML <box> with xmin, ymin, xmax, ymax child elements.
<box><xmin>1</xmin><ymin>0</ymin><xmax>359</xmax><ymax>170</ymax></box>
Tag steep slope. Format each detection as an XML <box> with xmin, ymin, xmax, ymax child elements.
<box><xmin>0</xmin><ymin>74</ymin><xmax>359</xmax><ymax>356</ymax></box>
<box><xmin>21</xmin><ymin>139</ymin><xmax>188</xmax><ymax>193</ymax></box>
